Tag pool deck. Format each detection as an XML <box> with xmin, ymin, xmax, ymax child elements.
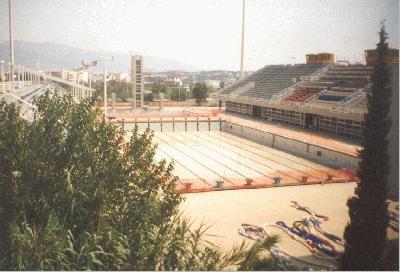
<box><xmin>151</xmin><ymin>131</ymin><xmax>356</xmax><ymax>193</ymax></box>
<box><xmin>106</xmin><ymin>106</ymin><xmax>361</xmax><ymax>158</ymax></box>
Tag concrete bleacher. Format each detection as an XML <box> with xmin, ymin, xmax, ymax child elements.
<box><xmin>318</xmin><ymin>65</ymin><xmax>372</xmax><ymax>89</ymax></box>
<box><xmin>300</xmin><ymin>80</ymin><xmax>334</xmax><ymax>89</ymax></box>
<box><xmin>278</xmin><ymin>65</ymin><xmax>372</xmax><ymax>108</ymax></box>
<box><xmin>218</xmin><ymin>64</ymin><xmax>326</xmax><ymax>99</ymax></box>
<box><xmin>219</xmin><ymin>65</ymin><xmax>284</xmax><ymax>95</ymax></box>
<box><xmin>218</xmin><ymin>63</ymin><xmax>371</xmax><ymax>116</ymax></box>
<box><xmin>282</xmin><ymin>87</ymin><xmax>323</xmax><ymax>102</ymax></box>
<box><xmin>241</xmin><ymin>64</ymin><xmax>326</xmax><ymax>99</ymax></box>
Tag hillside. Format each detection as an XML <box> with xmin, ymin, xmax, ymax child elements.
<box><xmin>0</xmin><ymin>40</ymin><xmax>196</xmax><ymax>72</ymax></box>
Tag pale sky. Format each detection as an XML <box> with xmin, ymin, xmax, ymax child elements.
<box><xmin>0</xmin><ymin>0</ymin><xmax>399</xmax><ymax>70</ymax></box>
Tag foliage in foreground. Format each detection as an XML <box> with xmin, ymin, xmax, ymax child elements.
<box><xmin>341</xmin><ymin>23</ymin><xmax>392</xmax><ymax>270</ymax></box>
<box><xmin>0</xmin><ymin>92</ymin><xmax>277</xmax><ymax>270</ymax></box>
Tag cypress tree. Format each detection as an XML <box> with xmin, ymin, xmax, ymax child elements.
<box><xmin>341</xmin><ymin>23</ymin><xmax>392</xmax><ymax>270</ymax></box>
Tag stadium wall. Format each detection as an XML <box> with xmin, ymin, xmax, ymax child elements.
<box><xmin>222</xmin><ymin>122</ymin><xmax>359</xmax><ymax>170</ymax></box>
<box><xmin>225</xmin><ymin>101</ymin><xmax>365</xmax><ymax>139</ymax></box>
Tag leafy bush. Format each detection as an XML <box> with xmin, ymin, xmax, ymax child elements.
<box><xmin>0</xmin><ymin>92</ymin><xmax>275</xmax><ymax>270</ymax></box>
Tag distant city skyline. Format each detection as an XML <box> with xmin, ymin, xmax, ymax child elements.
<box><xmin>0</xmin><ymin>0</ymin><xmax>399</xmax><ymax>71</ymax></box>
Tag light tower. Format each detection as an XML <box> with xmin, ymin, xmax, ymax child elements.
<box><xmin>131</xmin><ymin>55</ymin><xmax>144</xmax><ymax>110</ymax></box>
<box><xmin>98</xmin><ymin>57</ymin><xmax>114</xmax><ymax>118</ymax></box>
<box><xmin>82</xmin><ymin>60</ymin><xmax>98</xmax><ymax>89</ymax></box>
<box><xmin>240</xmin><ymin>0</ymin><xmax>246</xmax><ymax>80</ymax></box>
<box><xmin>8</xmin><ymin>0</ymin><xmax>15</xmax><ymax>89</ymax></box>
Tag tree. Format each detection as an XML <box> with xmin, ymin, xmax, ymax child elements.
<box><xmin>151</xmin><ymin>83</ymin><xmax>167</xmax><ymax>96</ymax></box>
<box><xmin>93</xmin><ymin>80</ymin><xmax>131</xmax><ymax>102</ymax></box>
<box><xmin>192</xmin><ymin>82</ymin><xmax>209</xmax><ymax>105</ymax></box>
<box><xmin>144</xmin><ymin>92</ymin><xmax>154</xmax><ymax>102</ymax></box>
<box><xmin>341</xmin><ymin>23</ymin><xmax>392</xmax><ymax>270</ymax></box>
<box><xmin>0</xmin><ymin>91</ymin><xmax>275</xmax><ymax>270</ymax></box>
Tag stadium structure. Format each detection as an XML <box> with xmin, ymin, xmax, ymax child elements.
<box><xmin>0</xmin><ymin>67</ymin><xmax>93</xmax><ymax>121</ymax></box>
<box><xmin>215</xmin><ymin>51</ymin><xmax>398</xmax><ymax>140</ymax></box>
<box><xmin>215</xmin><ymin>60</ymin><xmax>371</xmax><ymax>139</ymax></box>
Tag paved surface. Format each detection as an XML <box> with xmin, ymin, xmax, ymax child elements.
<box><xmin>181</xmin><ymin>183</ymin><xmax>399</xmax><ymax>270</ymax></box>
<box><xmin>182</xmin><ymin>183</ymin><xmax>355</xmax><ymax>269</ymax></box>
<box><xmin>152</xmin><ymin>131</ymin><xmax>352</xmax><ymax>192</ymax></box>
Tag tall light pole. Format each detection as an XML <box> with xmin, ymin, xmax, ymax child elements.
<box><xmin>82</xmin><ymin>60</ymin><xmax>97</xmax><ymax>89</ymax></box>
<box><xmin>0</xmin><ymin>60</ymin><xmax>4</xmax><ymax>93</ymax></box>
<box><xmin>240</xmin><ymin>0</ymin><xmax>245</xmax><ymax>80</ymax></box>
<box><xmin>98</xmin><ymin>57</ymin><xmax>113</xmax><ymax>118</ymax></box>
<box><xmin>8</xmin><ymin>62</ymin><xmax>12</xmax><ymax>91</ymax></box>
<box><xmin>8</xmin><ymin>0</ymin><xmax>14</xmax><ymax>90</ymax></box>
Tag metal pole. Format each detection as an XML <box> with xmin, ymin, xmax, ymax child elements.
<box><xmin>8</xmin><ymin>62</ymin><xmax>11</xmax><ymax>91</ymax></box>
<box><xmin>0</xmin><ymin>60</ymin><xmax>4</xmax><ymax>93</ymax></box>
<box><xmin>17</xmin><ymin>66</ymin><xmax>20</xmax><ymax>91</ymax></box>
<box><xmin>240</xmin><ymin>0</ymin><xmax>245</xmax><ymax>80</ymax></box>
<box><xmin>8</xmin><ymin>0</ymin><xmax>14</xmax><ymax>90</ymax></box>
<box><xmin>103</xmin><ymin>61</ymin><xmax>107</xmax><ymax>117</ymax></box>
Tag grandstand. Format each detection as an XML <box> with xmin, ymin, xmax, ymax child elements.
<box><xmin>0</xmin><ymin>66</ymin><xmax>94</xmax><ymax>121</ymax></box>
<box><xmin>216</xmin><ymin>62</ymin><xmax>373</xmax><ymax>139</ymax></box>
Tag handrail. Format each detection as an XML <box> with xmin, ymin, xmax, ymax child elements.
<box><xmin>308</xmin><ymin>64</ymin><xmax>333</xmax><ymax>81</ymax></box>
<box><xmin>304</xmin><ymin>89</ymin><xmax>327</xmax><ymax>103</ymax></box>
<box><xmin>14</xmin><ymin>66</ymin><xmax>95</xmax><ymax>102</ymax></box>
<box><xmin>43</xmin><ymin>72</ymin><xmax>93</xmax><ymax>92</ymax></box>
<box><xmin>271</xmin><ymin>64</ymin><xmax>332</xmax><ymax>101</ymax></box>
<box><xmin>272</xmin><ymin>81</ymin><xmax>300</xmax><ymax>100</ymax></box>
<box><xmin>216</xmin><ymin>92</ymin><xmax>366</xmax><ymax>116</ymax></box>
<box><xmin>1</xmin><ymin>92</ymin><xmax>37</xmax><ymax>122</ymax></box>
<box><xmin>2</xmin><ymin>92</ymin><xmax>37</xmax><ymax>109</ymax></box>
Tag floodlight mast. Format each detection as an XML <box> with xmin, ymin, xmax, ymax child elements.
<box><xmin>240</xmin><ymin>0</ymin><xmax>245</xmax><ymax>80</ymax></box>
<box><xmin>81</xmin><ymin>60</ymin><xmax>97</xmax><ymax>89</ymax></box>
<box><xmin>98</xmin><ymin>57</ymin><xmax>113</xmax><ymax>118</ymax></box>
<box><xmin>8</xmin><ymin>0</ymin><xmax>14</xmax><ymax>91</ymax></box>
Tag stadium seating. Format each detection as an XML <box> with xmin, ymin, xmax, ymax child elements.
<box><xmin>241</xmin><ymin>64</ymin><xmax>326</xmax><ymax>99</ymax></box>
<box><xmin>219</xmin><ymin>65</ymin><xmax>284</xmax><ymax>94</ymax></box>
<box><xmin>285</xmin><ymin>66</ymin><xmax>372</xmax><ymax>105</ymax></box>
<box><xmin>282</xmin><ymin>87</ymin><xmax>323</xmax><ymax>102</ymax></box>
<box><xmin>318</xmin><ymin>65</ymin><xmax>372</xmax><ymax>89</ymax></box>
<box><xmin>219</xmin><ymin>64</ymin><xmax>372</xmax><ymax>113</ymax></box>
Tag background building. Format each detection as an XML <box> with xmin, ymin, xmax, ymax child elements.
<box><xmin>47</xmin><ymin>69</ymin><xmax>88</xmax><ymax>84</ymax></box>
<box><xmin>306</xmin><ymin>53</ymin><xmax>335</xmax><ymax>64</ymax></box>
<box><xmin>131</xmin><ymin>55</ymin><xmax>144</xmax><ymax>109</ymax></box>
<box><xmin>364</xmin><ymin>48</ymin><xmax>399</xmax><ymax>65</ymax></box>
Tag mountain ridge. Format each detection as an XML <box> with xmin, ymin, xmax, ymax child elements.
<box><xmin>0</xmin><ymin>40</ymin><xmax>197</xmax><ymax>72</ymax></box>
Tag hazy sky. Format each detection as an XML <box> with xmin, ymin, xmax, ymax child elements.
<box><xmin>0</xmin><ymin>0</ymin><xmax>399</xmax><ymax>70</ymax></box>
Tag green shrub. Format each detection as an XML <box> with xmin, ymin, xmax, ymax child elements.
<box><xmin>0</xmin><ymin>92</ymin><xmax>275</xmax><ymax>270</ymax></box>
